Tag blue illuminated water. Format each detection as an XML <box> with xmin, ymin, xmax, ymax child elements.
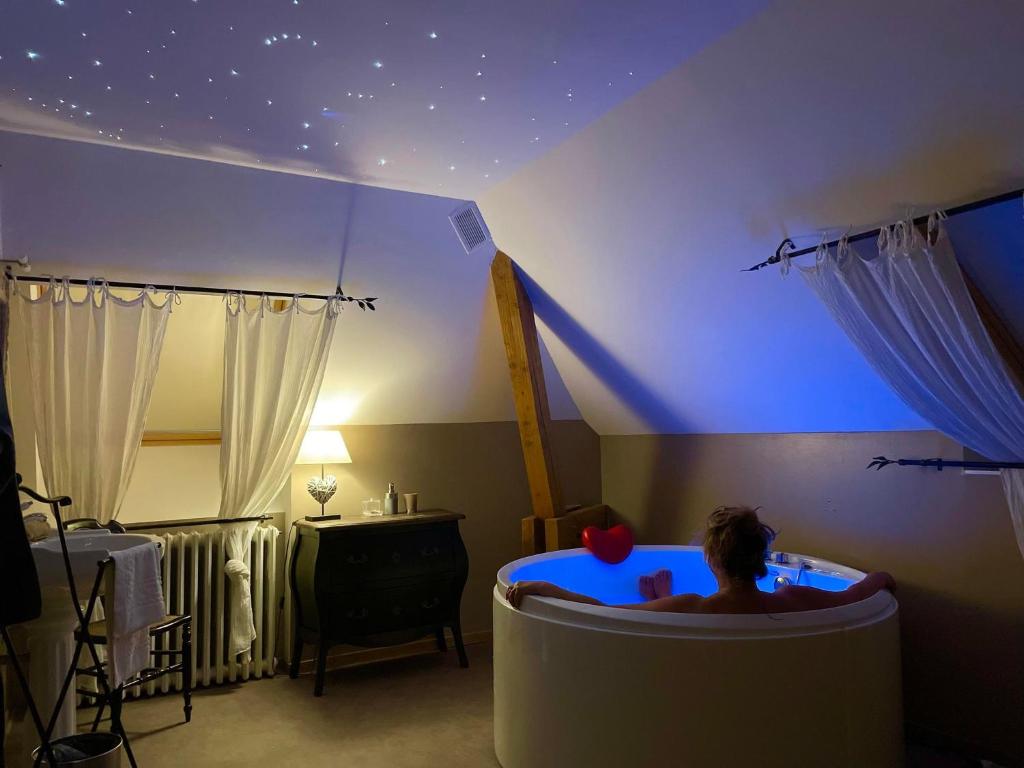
<box><xmin>508</xmin><ymin>549</ymin><xmax>854</xmax><ymax>606</ymax></box>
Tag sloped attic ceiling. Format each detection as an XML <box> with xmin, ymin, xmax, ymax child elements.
<box><xmin>3</xmin><ymin>1</ymin><xmax>1023</xmax><ymax>437</ymax></box>
<box><xmin>0</xmin><ymin>0</ymin><xmax>768</xmax><ymax>198</ymax></box>
<box><xmin>479</xmin><ymin>0</ymin><xmax>1024</xmax><ymax>435</ymax></box>
<box><xmin>0</xmin><ymin>129</ymin><xmax>583</xmax><ymax>427</ymax></box>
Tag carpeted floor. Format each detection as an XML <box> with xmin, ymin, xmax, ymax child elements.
<box><xmin>93</xmin><ymin>643</ymin><xmax>1002</xmax><ymax>768</ymax></box>
<box><xmin>120</xmin><ymin>644</ymin><xmax>497</xmax><ymax>768</ymax></box>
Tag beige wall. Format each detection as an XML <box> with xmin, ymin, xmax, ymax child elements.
<box><xmin>288</xmin><ymin>420</ymin><xmax>601</xmax><ymax>635</ymax></box>
<box><xmin>92</xmin><ymin>419</ymin><xmax>603</xmax><ymax>635</ymax></box>
<box><xmin>117</xmin><ymin>444</ymin><xmax>288</xmax><ymax>524</ymax></box>
<box><xmin>601</xmin><ymin>429</ymin><xmax>1024</xmax><ymax>764</ymax></box>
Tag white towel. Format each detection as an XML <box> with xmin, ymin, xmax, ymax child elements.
<box><xmin>224</xmin><ymin>558</ymin><xmax>256</xmax><ymax>659</ymax></box>
<box><xmin>106</xmin><ymin>541</ymin><xmax>165</xmax><ymax>687</ymax></box>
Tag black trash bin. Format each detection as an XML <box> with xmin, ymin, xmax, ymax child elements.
<box><xmin>32</xmin><ymin>733</ymin><xmax>123</xmax><ymax>767</ymax></box>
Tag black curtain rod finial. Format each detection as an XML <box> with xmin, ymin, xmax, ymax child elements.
<box><xmin>867</xmin><ymin>456</ymin><xmax>895</xmax><ymax>470</ymax></box>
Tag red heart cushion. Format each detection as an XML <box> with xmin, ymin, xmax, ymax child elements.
<box><xmin>582</xmin><ymin>524</ymin><xmax>634</xmax><ymax>564</ymax></box>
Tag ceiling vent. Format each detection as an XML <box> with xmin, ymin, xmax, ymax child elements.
<box><xmin>449</xmin><ymin>202</ymin><xmax>492</xmax><ymax>254</ymax></box>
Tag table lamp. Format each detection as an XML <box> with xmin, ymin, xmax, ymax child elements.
<box><xmin>296</xmin><ymin>429</ymin><xmax>352</xmax><ymax>521</ymax></box>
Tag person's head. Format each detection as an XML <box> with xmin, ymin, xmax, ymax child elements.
<box><xmin>703</xmin><ymin>506</ymin><xmax>776</xmax><ymax>583</ymax></box>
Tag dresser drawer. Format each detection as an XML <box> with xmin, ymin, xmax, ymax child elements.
<box><xmin>328</xmin><ymin>580</ymin><xmax>454</xmax><ymax>636</ymax></box>
<box><xmin>328</xmin><ymin>527</ymin><xmax>456</xmax><ymax>587</ymax></box>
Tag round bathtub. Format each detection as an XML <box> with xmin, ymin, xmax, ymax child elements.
<box><xmin>493</xmin><ymin>546</ymin><xmax>901</xmax><ymax>768</ymax></box>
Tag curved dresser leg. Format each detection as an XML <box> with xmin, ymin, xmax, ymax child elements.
<box><xmin>452</xmin><ymin>622</ymin><xmax>468</xmax><ymax>668</ymax></box>
<box><xmin>313</xmin><ymin>642</ymin><xmax>329</xmax><ymax>696</ymax></box>
<box><xmin>289</xmin><ymin>635</ymin><xmax>303</xmax><ymax>679</ymax></box>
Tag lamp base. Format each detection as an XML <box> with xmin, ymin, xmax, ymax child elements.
<box><xmin>305</xmin><ymin>470</ymin><xmax>340</xmax><ymax>521</ymax></box>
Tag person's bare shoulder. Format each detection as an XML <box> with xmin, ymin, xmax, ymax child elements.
<box><xmin>670</xmin><ymin>593</ymin><xmax>705</xmax><ymax>612</ymax></box>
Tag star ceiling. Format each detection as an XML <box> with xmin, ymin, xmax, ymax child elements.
<box><xmin>0</xmin><ymin>0</ymin><xmax>767</xmax><ymax>198</ymax></box>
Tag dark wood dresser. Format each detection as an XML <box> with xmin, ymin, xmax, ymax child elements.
<box><xmin>288</xmin><ymin>509</ymin><xmax>468</xmax><ymax>696</ymax></box>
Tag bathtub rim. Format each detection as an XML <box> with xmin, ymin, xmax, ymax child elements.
<box><xmin>495</xmin><ymin>545</ymin><xmax>897</xmax><ymax>639</ymax></box>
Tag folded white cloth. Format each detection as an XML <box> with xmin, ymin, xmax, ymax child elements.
<box><xmin>106</xmin><ymin>541</ymin><xmax>165</xmax><ymax>687</ymax></box>
<box><xmin>224</xmin><ymin>558</ymin><xmax>256</xmax><ymax>659</ymax></box>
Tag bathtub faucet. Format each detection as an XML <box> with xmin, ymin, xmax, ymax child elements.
<box><xmin>773</xmin><ymin>576</ymin><xmax>792</xmax><ymax>591</ymax></box>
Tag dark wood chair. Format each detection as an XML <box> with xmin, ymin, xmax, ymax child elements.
<box><xmin>73</xmin><ymin>559</ymin><xmax>193</xmax><ymax>736</ymax></box>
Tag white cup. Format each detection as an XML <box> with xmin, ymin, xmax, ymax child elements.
<box><xmin>403</xmin><ymin>493</ymin><xmax>419</xmax><ymax>515</ymax></box>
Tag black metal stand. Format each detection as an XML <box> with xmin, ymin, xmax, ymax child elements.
<box><xmin>0</xmin><ymin>624</ymin><xmax>58</xmax><ymax>767</ymax></box>
<box><xmin>0</xmin><ymin>470</ymin><xmax>59</xmax><ymax>767</ymax></box>
<box><xmin>17</xmin><ymin>481</ymin><xmax>138</xmax><ymax>768</ymax></box>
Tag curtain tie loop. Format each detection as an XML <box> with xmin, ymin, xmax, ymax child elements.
<box><xmin>778</xmin><ymin>239</ymin><xmax>795</xmax><ymax>277</ymax></box>
<box><xmin>223</xmin><ymin>291</ymin><xmax>242</xmax><ymax>315</ymax></box>
<box><xmin>814</xmin><ymin>232</ymin><xmax>829</xmax><ymax>267</ymax></box>
<box><xmin>836</xmin><ymin>233</ymin><xmax>851</xmax><ymax>267</ymax></box>
<box><xmin>877</xmin><ymin>226</ymin><xmax>890</xmax><ymax>257</ymax></box>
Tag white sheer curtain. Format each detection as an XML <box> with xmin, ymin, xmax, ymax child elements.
<box><xmin>12</xmin><ymin>280</ymin><xmax>173</xmax><ymax>522</ymax></box>
<box><xmin>219</xmin><ymin>294</ymin><xmax>338</xmax><ymax>657</ymax></box>
<box><xmin>799</xmin><ymin>218</ymin><xmax>1024</xmax><ymax>557</ymax></box>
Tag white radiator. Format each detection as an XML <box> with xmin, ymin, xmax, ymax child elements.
<box><xmin>128</xmin><ymin>524</ymin><xmax>281</xmax><ymax>696</ymax></box>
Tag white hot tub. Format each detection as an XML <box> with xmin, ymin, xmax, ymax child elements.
<box><xmin>493</xmin><ymin>546</ymin><xmax>902</xmax><ymax>768</ymax></box>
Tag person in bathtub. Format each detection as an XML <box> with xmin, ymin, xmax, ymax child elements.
<box><xmin>504</xmin><ymin>506</ymin><xmax>894</xmax><ymax>613</ymax></box>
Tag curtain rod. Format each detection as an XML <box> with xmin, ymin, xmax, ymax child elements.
<box><xmin>744</xmin><ymin>185</ymin><xmax>1024</xmax><ymax>272</ymax></box>
<box><xmin>122</xmin><ymin>514</ymin><xmax>273</xmax><ymax>531</ymax></box>
<box><xmin>4</xmin><ymin>271</ymin><xmax>378</xmax><ymax>310</ymax></box>
<box><xmin>867</xmin><ymin>455</ymin><xmax>1024</xmax><ymax>472</ymax></box>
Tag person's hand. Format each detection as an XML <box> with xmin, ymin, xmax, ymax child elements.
<box><xmin>504</xmin><ymin>580</ymin><xmax>553</xmax><ymax>609</ymax></box>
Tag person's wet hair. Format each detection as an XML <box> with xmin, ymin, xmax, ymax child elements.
<box><xmin>703</xmin><ymin>506</ymin><xmax>776</xmax><ymax>581</ymax></box>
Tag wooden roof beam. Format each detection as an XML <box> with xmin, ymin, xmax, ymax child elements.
<box><xmin>491</xmin><ymin>250</ymin><xmax>562</xmax><ymax>554</ymax></box>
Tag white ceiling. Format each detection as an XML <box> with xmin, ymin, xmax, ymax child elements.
<box><xmin>480</xmin><ymin>0</ymin><xmax>1024</xmax><ymax>434</ymax></box>
<box><xmin>0</xmin><ymin>0</ymin><xmax>767</xmax><ymax>198</ymax></box>
<box><xmin>0</xmin><ymin>129</ymin><xmax>584</xmax><ymax>427</ymax></box>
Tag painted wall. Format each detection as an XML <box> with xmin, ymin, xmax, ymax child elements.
<box><xmin>479</xmin><ymin>0</ymin><xmax>1024</xmax><ymax>435</ymax></box>
<box><xmin>0</xmin><ymin>130</ymin><xmax>581</xmax><ymax>429</ymax></box>
<box><xmin>289</xmin><ymin>420</ymin><xmax>602</xmax><ymax>635</ymax></box>
<box><xmin>0</xmin><ymin>131</ymin><xmax>598</xmax><ymax>628</ymax></box>
<box><xmin>602</xmin><ymin>430</ymin><xmax>1024</xmax><ymax>763</ymax></box>
<box><xmin>120</xmin><ymin>444</ymin><xmax>225</xmax><ymax>522</ymax></box>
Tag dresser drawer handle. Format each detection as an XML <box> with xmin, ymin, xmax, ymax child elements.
<box><xmin>420</xmin><ymin>597</ymin><xmax>442</xmax><ymax>610</ymax></box>
<box><xmin>391</xmin><ymin>551</ymin><xmax>402</xmax><ymax>563</ymax></box>
<box><xmin>346</xmin><ymin>553</ymin><xmax>369</xmax><ymax>565</ymax></box>
<box><xmin>419</xmin><ymin>546</ymin><xmax>441</xmax><ymax>558</ymax></box>
<box><xmin>345</xmin><ymin>608</ymin><xmax>369</xmax><ymax>620</ymax></box>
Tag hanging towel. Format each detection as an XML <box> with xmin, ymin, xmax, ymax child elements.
<box><xmin>224</xmin><ymin>557</ymin><xmax>256</xmax><ymax>659</ymax></box>
<box><xmin>106</xmin><ymin>541</ymin><xmax>165</xmax><ymax>687</ymax></box>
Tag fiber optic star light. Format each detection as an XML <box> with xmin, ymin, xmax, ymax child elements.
<box><xmin>0</xmin><ymin>1</ymin><xmax>765</xmax><ymax>197</ymax></box>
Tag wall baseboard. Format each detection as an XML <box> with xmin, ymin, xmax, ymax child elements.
<box><xmin>288</xmin><ymin>629</ymin><xmax>492</xmax><ymax>676</ymax></box>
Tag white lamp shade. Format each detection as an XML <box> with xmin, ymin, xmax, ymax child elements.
<box><xmin>296</xmin><ymin>430</ymin><xmax>352</xmax><ymax>465</ymax></box>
